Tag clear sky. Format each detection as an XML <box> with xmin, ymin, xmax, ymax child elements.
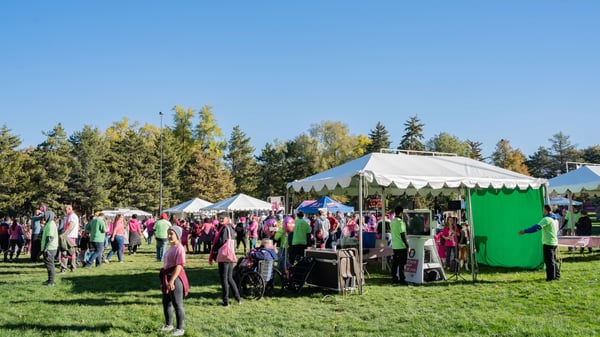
<box><xmin>1</xmin><ymin>1</ymin><xmax>598</xmax><ymax>159</ymax></box>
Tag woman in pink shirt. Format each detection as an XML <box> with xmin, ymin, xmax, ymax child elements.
<box><xmin>8</xmin><ymin>218</ymin><xmax>24</xmax><ymax>261</ymax></box>
<box><xmin>159</xmin><ymin>226</ymin><xmax>188</xmax><ymax>336</ymax></box>
<box><xmin>200</xmin><ymin>218</ymin><xmax>215</xmax><ymax>253</ymax></box>
<box><xmin>105</xmin><ymin>214</ymin><xmax>125</xmax><ymax>263</ymax></box>
<box><xmin>247</xmin><ymin>216</ymin><xmax>259</xmax><ymax>250</ymax></box>
<box><xmin>128</xmin><ymin>214</ymin><xmax>144</xmax><ymax>255</ymax></box>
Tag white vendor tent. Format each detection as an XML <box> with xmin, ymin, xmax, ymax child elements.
<box><xmin>201</xmin><ymin>193</ymin><xmax>273</xmax><ymax>212</ymax></box>
<box><xmin>165</xmin><ymin>197</ymin><xmax>213</xmax><ymax>214</ymax></box>
<box><xmin>101</xmin><ymin>208</ymin><xmax>152</xmax><ymax>217</ymax></box>
<box><xmin>548</xmin><ymin>165</ymin><xmax>600</xmax><ymax>195</ymax></box>
<box><xmin>286</xmin><ymin>152</ymin><xmax>548</xmax><ymax>288</ymax></box>
<box><xmin>287</xmin><ymin>152</ymin><xmax>545</xmax><ymax>196</ymax></box>
<box><xmin>548</xmin><ymin>165</ymin><xmax>600</xmax><ymax>230</ymax></box>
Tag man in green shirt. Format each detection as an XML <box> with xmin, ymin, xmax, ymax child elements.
<box><xmin>41</xmin><ymin>211</ymin><xmax>58</xmax><ymax>286</ymax></box>
<box><xmin>85</xmin><ymin>213</ymin><xmax>106</xmax><ymax>268</ymax></box>
<box><xmin>290</xmin><ymin>211</ymin><xmax>311</xmax><ymax>264</ymax></box>
<box><xmin>390</xmin><ymin>206</ymin><xmax>410</xmax><ymax>285</ymax></box>
<box><xmin>154</xmin><ymin>213</ymin><xmax>171</xmax><ymax>262</ymax></box>
<box><xmin>519</xmin><ymin>204</ymin><xmax>560</xmax><ymax>281</ymax></box>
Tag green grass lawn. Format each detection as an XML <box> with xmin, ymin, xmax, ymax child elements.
<box><xmin>1</xmin><ymin>244</ymin><xmax>599</xmax><ymax>337</ymax></box>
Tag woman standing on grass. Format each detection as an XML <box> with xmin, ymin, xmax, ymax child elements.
<box><xmin>128</xmin><ymin>214</ymin><xmax>143</xmax><ymax>255</ymax></box>
<box><xmin>105</xmin><ymin>214</ymin><xmax>125</xmax><ymax>263</ymax></box>
<box><xmin>209</xmin><ymin>216</ymin><xmax>241</xmax><ymax>306</ymax></box>
<box><xmin>41</xmin><ymin>211</ymin><xmax>58</xmax><ymax>286</ymax></box>
<box><xmin>8</xmin><ymin>217</ymin><xmax>24</xmax><ymax>261</ymax></box>
<box><xmin>159</xmin><ymin>226</ymin><xmax>188</xmax><ymax>336</ymax></box>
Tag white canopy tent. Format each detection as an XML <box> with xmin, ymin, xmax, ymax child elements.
<box><xmin>201</xmin><ymin>193</ymin><xmax>273</xmax><ymax>212</ymax></box>
<box><xmin>101</xmin><ymin>208</ymin><xmax>152</xmax><ymax>217</ymax></box>
<box><xmin>548</xmin><ymin>165</ymin><xmax>600</xmax><ymax>195</ymax></box>
<box><xmin>286</xmin><ymin>152</ymin><xmax>547</xmax><ymax>289</ymax></box>
<box><xmin>548</xmin><ymin>165</ymin><xmax>600</xmax><ymax>232</ymax></box>
<box><xmin>165</xmin><ymin>197</ymin><xmax>213</xmax><ymax>214</ymax></box>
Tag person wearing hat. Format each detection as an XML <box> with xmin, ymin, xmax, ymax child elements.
<box><xmin>41</xmin><ymin>211</ymin><xmax>58</xmax><ymax>286</ymax></box>
<box><xmin>159</xmin><ymin>225</ymin><xmax>188</xmax><ymax>336</ymax></box>
<box><xmin>154</xmin><ymin>213</ymin><xmax>172</xmax><ymax>262</ymax></box>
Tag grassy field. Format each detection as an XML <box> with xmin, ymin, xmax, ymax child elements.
<box><xmin>1</xmin><ymin>244</ymin><xmax>599</xmax><ymax>337</ymax></box>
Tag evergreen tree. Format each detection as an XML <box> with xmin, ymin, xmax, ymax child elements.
<box><xmin>366</xmin><ymin>122</ymin><xmax>391</xmax><ymax>153</ymax></box>
<box><xmin>548</xmin><ymin>132</ymin><xmax>580</xmax><ymax>175</ymax></box>
<box><xmin>256</xmin><ymin>142</ymin><xmax>287</xmax><ymax>200</ymax></box>
<box><xmin>67</xmin><ymin>125</ymin><xmax>110</xmax><ymax>215</ymax></box>
<box><xmin>0</xmin><ymin>125</ymin><xmax>28</xmax><ymax>215</ymax></box>
<box><xmin>225</xmin><ymin>125</ymin><xmax>259</xmax><ymax>195</ymax></box>
<box><xmin>525</xmin><ymin>147</ymin><xmax>555</xmax><ymax>178</ymax></box>
<box><xmin>196</xmin><ymin>105</ymin><xmax>227</xmax><ymax>157</ymax></box>
<box><xmin>31</xmin><ymin>123</ymin><xmax>73</xmax><ymax>212</ymax></box>
<box><xmin>491</xmin><ymin>139</ymin><xmax>529</xmax><ymax>175</ymax></box>
<box><xmin>398</xmin><ymin>115</ymin><xmax>425</xmax><ymax>152</ymax></box>
<box><xmin>466</xmin><ymin>140</ymin><xmax>484</xmax><ymax>161</ymax></box>
<box><xmin>184</xmin><ymin>148</ymin><xmax>235</xmax><ymax>202</ymax></box>
<box><xmin>582</xmin><ymin>145</ymin><xmax>600</xmax><ymax>164</ymax></box>
<box><xmin>171</xmin><ymin>105</ymin><xmax>195</xmax><ymax>162</ymax></box>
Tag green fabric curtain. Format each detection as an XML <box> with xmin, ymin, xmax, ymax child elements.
<box><xmin>467</xmin><ymin>187</ymin><xmax>545</xmax><ymax>269</ymax></box>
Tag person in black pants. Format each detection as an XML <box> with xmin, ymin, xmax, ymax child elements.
<box><xmin>210</xmin><ymin>216</ymin><xmax>241</xmax><ymax>306</ymax></box>
<box><xmin>390</xmin><ymin>206</ymin><xmax>410</xmax><ymax>285</ymax></box>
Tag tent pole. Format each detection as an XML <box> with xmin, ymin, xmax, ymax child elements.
<box><xmin>358</xmin><ymin>173</ymin><xmax>364</xmax><ymax>295</ymax></box>
<box><xmin>381</xmin><ymin>187</ymin><xmax>386</xmax><ymax>270</ymax></box>
<box><xmin>467</xmin><ymin>188</ymin><xmax>476</xmax><ymax>282</ymax></box>
<box><xmin>567</xmin><ymin>190</ymin><xmax>574</xmax><ymax>236</ymax></box>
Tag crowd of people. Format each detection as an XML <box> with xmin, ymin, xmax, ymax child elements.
<box><xmin>2</xmin><ymin>201</ymin><xmax>597</xmax><ymax>335</ymax></box>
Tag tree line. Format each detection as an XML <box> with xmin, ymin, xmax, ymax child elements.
<box><xmin>1</xmin><ymin>106</ymin><xmax>598</xmax><ymax>217</ymax></box>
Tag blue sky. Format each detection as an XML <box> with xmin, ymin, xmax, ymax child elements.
<box><xmin>1</xmin><ymin>1</ymin><xmax>598</xmax><ymax>159</ymax></box>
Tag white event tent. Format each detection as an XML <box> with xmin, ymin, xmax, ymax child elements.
<box><xmin>286</xmin><ymin>152</ymin><xmax>548</xmax><ymax>287</ymax></box>
<box><xmin>165</xmin><ymin>197</ymin><xmax>213</xmax><ymax>214</ymax></box>
<box><xmin>548</xmin><ymin>165</ymin><xmax>600</xmax><ymax>227</ymax></box>
<box><xmin>201</xmin><ymin>193</ymin><xmax>273</xmax><ymax>212</ymax></box>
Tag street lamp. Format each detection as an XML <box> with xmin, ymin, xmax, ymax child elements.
<box><xmin>159</xmin><ymin>111</ymin><xmax>164</xmax><ymax>214</ymax></box>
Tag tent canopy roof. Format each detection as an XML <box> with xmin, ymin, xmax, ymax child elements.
<box><xmin>287</xmin><ymin>152</ymin><xmax>546</xmax><ymax>195</ymax></box>
<box><xmin>165</xmin><ymin>197</ymin><xmax>213</xmax><ymax>213</ymax></box>
<box><xmin>101</xmin><ymin>208</ymin><xmax>152</xmax><ymax>217</ymax></box>
<box><xmin>297</xmin><ymin>196</ymin><xmax>354</xmax><ymax>214</ymax></box>
<box><xmin>548</xmin><ymin>165</ymin><xmax>600</xmax><ymax>194</ymax></box>
<box><xmin>201</xmin><ymin>193</ymin><xmax>272</xmax><ymax>211</ymax></box>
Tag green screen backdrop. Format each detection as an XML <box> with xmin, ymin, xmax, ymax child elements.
<box><xmin>467</xmin><ymin>187</ymin><xmax>545</xmax><ymax>269</ymax></box>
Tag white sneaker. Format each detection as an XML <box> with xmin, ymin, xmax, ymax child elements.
<box><xmin>160</xmin><ymin>325</ymin><xmax>174</xmax><ymax>332</ymax></box>
<box><xmin>172</xmin><ymin>329</ymin><xmax>185</xmax><ymax>336</ymax></box>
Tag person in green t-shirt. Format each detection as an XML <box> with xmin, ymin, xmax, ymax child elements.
<box><xmin>85</xmin><ymin>213</ymin><xmax>106</xmax><ymax>268</ymax></box>
<box><xmin>290</xmin><ymin>211</ymin><xmax>311</xmax><ymax>264</ymax></box>
<box><xmin>41</xmin><ymin>211</ymin><xmax>58</xmax><ymax>286</ymax></box>
<box><xmin>519</xmin><ymin>204</ymin><xmax>560</xmax><ymax>281</ymax></box>
<box><xmin>390</xmin><ymin>206</ymin><xmax>410</xmax><ymax>285</ymax></box>
<box><xmin>154</xmin><ymin>213</ymin><xmax>172</xmax><ymax>262</ymax></box>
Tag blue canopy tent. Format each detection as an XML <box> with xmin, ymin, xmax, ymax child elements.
<box><xmin>297</xmin><ymin>196</ymin><xmax>354</xmax><ymax>214</ymax></box>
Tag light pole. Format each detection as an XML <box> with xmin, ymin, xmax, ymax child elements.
<box><xmin>159</xmin><ymin>111</ymin><xmax>164</xmax><ymax>215</ymax></box>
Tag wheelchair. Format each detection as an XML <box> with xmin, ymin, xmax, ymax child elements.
<box><xmin>233</xmin><ymin>256</ymin><xmax>285</xmax><ymax>300</ymax></box>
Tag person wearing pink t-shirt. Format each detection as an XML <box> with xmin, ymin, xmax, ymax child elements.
<box><xmin>128</xmin><ymin>214</ymin><xmax>144</xmax><ymax>255</ymax></box>
<box><xmin>159</xmin><ymin>226</ymin><xmax>188</xmax><ymax>336</ymax></box>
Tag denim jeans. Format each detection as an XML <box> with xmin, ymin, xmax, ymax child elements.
<box><xmin>106</xmin><ymin>235</ymin><xmax>124</xmax><ymax>262</ymax></box>
<box><xmin>86</xmin><ymin>241</ymin><xmax>105</xmax><ymax>267</ymax></box>
<box><xmin>156</xmin><ymin>238</ymin><xmax>167</xmax><ymax>262</ymax></box>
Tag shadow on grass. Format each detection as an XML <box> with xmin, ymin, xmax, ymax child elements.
<box><xmin>2</xmin><ymin>323</ymin><xmax>115</xmax><ymax>333</ymax></box>
<box><xmin>58</xmin><ymin>265</ymin><xmax>223</xmax><ymax>295</ymax></box>
<box><xmin>560</xmin><ymin>251</ymin><xmax>600</xmax><ymax>263</ymax></box>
